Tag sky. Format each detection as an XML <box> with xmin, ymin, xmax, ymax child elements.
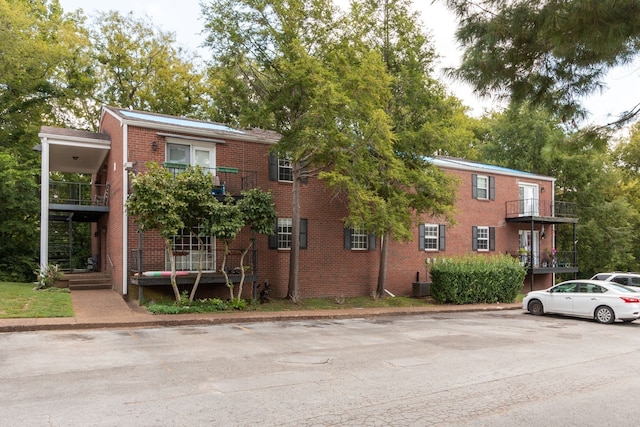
<box><xmin>59</xmin><ymin>0</ymin><xmax>639</xmax><ymax>127</ymax></box>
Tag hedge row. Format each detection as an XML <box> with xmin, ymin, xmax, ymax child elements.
<box><xmin>429</xmin><ymin>255</ymin><xmax>526</xmax><ymax>304</ymax></box>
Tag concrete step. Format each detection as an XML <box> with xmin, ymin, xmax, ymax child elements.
<box><xmin>68</xmin><ymin>284</ymin><xmax>112</xmax><ymax>290</ymax></box>
<box><xmin>64</xmin><ymin>274</ymin><xmax>112</xmax><ymax>291</ymax></box>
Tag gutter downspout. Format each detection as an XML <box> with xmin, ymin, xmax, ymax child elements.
<box><xmin>122</xmin><ymin>124</ymin><xmax>128</xmax><ymax>296</ymax></box>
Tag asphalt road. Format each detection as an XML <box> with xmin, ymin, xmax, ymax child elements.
<box><xmin>2</xmin><ymin>311</ymin><xmax>640</xmax><ymax>426</ymax></box>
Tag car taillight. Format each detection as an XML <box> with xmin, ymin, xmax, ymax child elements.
<box><xmin>620</xmin><ymin>297</ymin><xmax>640</xmax><ymax>303</ymax></box>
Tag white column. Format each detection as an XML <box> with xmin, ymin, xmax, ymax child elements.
<box><xmin>39</xmin><ymin>138</ymin><xmax>49</xmax><ymax>267</ymax></box>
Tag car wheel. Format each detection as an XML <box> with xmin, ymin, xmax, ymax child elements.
<box><xmin>527</xmin><ymin>299</ymin><xmax>544</xmax><ymax>315</ymax></box>
<box><xmin>594</xmin><ymin>306</ymin><xmax>615</xmax><ymax>324</ymax></box>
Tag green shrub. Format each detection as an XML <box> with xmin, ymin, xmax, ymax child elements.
<box><xmin>145</xmin><ymin>297</ymin><xmax>229</xmax><ymax>314</ymax></box>
<box><xmin>429</xmin><ymin>255</ymin><xmax>525</xmax><ymax>304</ymax></box>
<box><xmin>34</xmin><ymin>264</ymin><xmax>63</xmax><ymax>290</ymax></box>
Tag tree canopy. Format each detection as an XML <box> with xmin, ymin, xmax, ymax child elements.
<box><xmin>445</xmin><ymin>0</ymin><xmax>640</xmax><ymax>126</ymax></box>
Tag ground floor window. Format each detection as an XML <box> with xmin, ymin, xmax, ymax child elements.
<box><xmin>168</xmin><ymin>226</ymin><xmax>215</xmax><ymax>271</ymax></box>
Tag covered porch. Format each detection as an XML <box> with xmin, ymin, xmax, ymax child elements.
<box><xmin>37</xmin><ymin>126</ymin><xmax>111</xmax><ymax>271</ymax></box>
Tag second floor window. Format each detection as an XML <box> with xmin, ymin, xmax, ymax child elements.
<box><xmin>167</xmin><ymin>143</ymin><xmax>190</xmax><ymax>165</ymax></box>
<box><xmin>166</xmin><ymin>142</ymin><xmax>215</xmax><ymax>175</ymax></box>
<box><xmin>278</xmin><ymin>158</ymin><xmax>293</xmax><ymax>182</ymax></box>
<box><xmin>476</xmin><ymin>176</ymin><xmax>488</xmax><ymax>199</ymax></box>
<box><xmin>269</xmin><ymin>153</ymin><xmax>295</xmax><ymax>182</ymax></box>
<box><xmin>472</xmin><ymin>174</ymin><xmax>495</xmax><ymax>200</ymax></box>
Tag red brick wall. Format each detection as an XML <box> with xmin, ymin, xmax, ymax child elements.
<box><xmin>105</xmin><ymin>116</ymin><xmax>556</xmax><ymax>299</ymax></box>
<box><xmin>99</xmin><ymin>112</ymin><xmax>124</xmax><ymax>293</ymax></box>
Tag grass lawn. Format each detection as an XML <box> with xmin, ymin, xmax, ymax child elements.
<box><xmin>0</xmin><ymin>282</ymin><xmax>74</xmax><ymax>318</ymax></box>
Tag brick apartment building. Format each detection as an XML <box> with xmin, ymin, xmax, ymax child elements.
<box><xmin>38</xmin><ymin>107</ymin><xmax>578</xmax><ymax>301</ymax></box>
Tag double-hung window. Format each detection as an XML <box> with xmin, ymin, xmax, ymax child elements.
<box><xmin>277</xmin><ymin>218</ymin><xmax>292</xmax><ymax>249</ymax></box>
<box><xmin>351</xmin><ymin>227</ymin><xmax>368</xmax><ymax>250</ymax></box>
<box><xmin>269</xmin><ymin>218</ymin><xmax>308</xmax><ymax>249</ymax></box>
<box><xmin>472</xmin><ymin>226</ymin><xmax>495</xmax><ymax>252</ymax></box>
<box><xmin>419</xmin><ymin>224</ymin><xmax>446</xmax><ymax>251</ymax></box>
<box><xmin>472</xmin><ymin>174</ymin><xmax>495</xmax><ymax>200</ymax></box>
<box><xmin>344</xmin><ymin>227</ymin><xmax>376</xmax><ymax>250</ymax></box>
<box><xmin>269</xmin><ymin>153</ymin><xmax>294</xmax><ymax>182</ymax></box>
<box><xmin>278</xmin><ymin>158</ymin><xmax>293</xmax><ymax>182</ymax></box>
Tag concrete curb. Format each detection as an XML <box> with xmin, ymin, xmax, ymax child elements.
<box><xmin>0</xmin><ymin>303</ymin><xmax>523</xmax><ymax>333</ymax></box>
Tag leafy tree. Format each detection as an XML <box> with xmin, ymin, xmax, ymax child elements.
<box><xmin>126</xmin><ymin>163</ymin><xmax>185</xmax><ymax>302</ymax></box>
<box><xmin>477</xmin><ymin>104</ymin><xmax>638</xmax><ymax>276</ymax></box>
<box><xmin>445</xmin><ymin>0</ymin><xmax>640</xmax><ymax>126</ymax></box>
<box><xmin>202</xmin><ymin>0</ymin><xmax>357</xmax><ymax>299</ymax></box>
<box><xmin>321</xmin><ymin>0</ymin><xmax>458</xmax><ymax>297</ymax></box>
<box><xmin>88</xmin><ymin>11</ymin><xmax>209</xmax><ymax>122</ymax></box>
<box><xmin>0</xmin><ymin>153</ymin><xmax>40</xmax><ymax>281</ymax></box>
<box><xmin>173</xmin><ymin>167</ymin><xmax>217</xmax><ymax>302</ymax></box>
<box><xmin>477</xmin><ymin>103</ymin><xmax>566</xmax><ymax>174</ymax></box>
<box><xmin>234</xmin><ymin>189</ymin><xmax>277</xmax><ymax>299</ymax></box>
<box><xmin>0</xmin><ymin>0</ymin><xmax>89</xmax><ymax>279</ymax></box>
<box><xmin>206</xmin><ymin>197</ymin><xmax>244</xmax><ymax>301</ymax></box>
<box><xmin>205</xmin><ymin>189</ymin><xmax>276</xmax><ymax>301</ymax></box>
<box><xmin>612</xmin><ymin>122</ymin><xmax>640</xmax><ymax>269</ymax></box>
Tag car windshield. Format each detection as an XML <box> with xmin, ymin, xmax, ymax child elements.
<box><xmin>606</xmin><ymin>283</ymin><xmax>638</xmax><ymax>293</ymax></box>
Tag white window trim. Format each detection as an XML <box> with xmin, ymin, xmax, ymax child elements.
<box><xmin>476</xmin><ymin>175</ymin><xmax>489</xmax><ymax>200</ymax></box>
<box><xmin>277</xmin><ymin>218</ymin><xmax>292</xmax><ymax>250</ymax></box>
<box><xmin>351</xmin><ymin>227</ymin><xmax>369</xmax><ymax>251</ymax></box>
<box><xmin>166</xmin><ymin>138</ymin><xmax>217</xmax><ymax>174</ymax></box>
<box><xmin>476</xmin><ymin>226</ymin><xmax>489</xmax><ymax>251</ymax></box>
<box><xmin>423</xmin><ymin>224</ymin><xmax>439</xmax><ymax>251</ymax></box>
<box><xmin>278</xmin><ymin>158</ymin><xmax>293</xmax><ymax>182</ymax></box>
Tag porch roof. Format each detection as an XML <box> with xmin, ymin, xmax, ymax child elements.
<box><xmin>38</xmin><ymin>126</ymin><xmax>111</xmax><ymax>174</ymax></box>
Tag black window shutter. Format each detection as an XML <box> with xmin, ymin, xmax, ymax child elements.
<box><xmin>439</xmin><ymin>224</ymin><xmax>446</xmax><ymax>251</ymax></box>
<box><xmin>472</xmin><ymin>174</ymin><xmax>478</xmax><ymax>199</ymax></box>
<box><xmin>268</xmin><ymin>218</ymin><xmax>278</xmax><ymax>249</ymax></box>
<box><xmin>472</xmin><ymin>226</ymin><xmax>478</xmax><ymax>251</ymax></box>
<box><xmin>489</xmin><ymin>176</ymin><xmax>495</xmax><ymax>200</ymax></box>
<box><xmin>418</xmin><ymin>224</ymin><xmax>425</xmax><ymax>250</ymax></box>
<box><xmin>300</xmin><ymin>219</ymin><xmax>308</xmax><ymax>249</ymax></box>
<box><xmin>268</xmin><ymin>152</ymin><xmax>278</xmax><ymax>181</ymax></box>
<box><xmin>489</xmin><ymin>227</ymin><xmax>495</xmax><ymax>251</ymax></box>
<box><xmin>344</xmin><ymin>228</ymin><xmax>352</xmax><ymax>249</ymax></box>
<box><xmin>368</xmin><ymin>234</ymin><xmax>376</xmax><ymax>250</ymax></box>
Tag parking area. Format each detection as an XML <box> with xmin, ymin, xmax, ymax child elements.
<box><xmin>2</xmin><ymin>311</ymin><xmax>640</xmax><ymax>425</ymax></box>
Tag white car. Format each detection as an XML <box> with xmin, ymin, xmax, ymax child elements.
<box><xmin>591</xmin><ymin>272</ymin><xmax>640</xmax><ymax>290</ymax></box>
<box><xmin>523</xmin><ymin>280</ymin><xmax>640</xmax><ymax>323</ymax></box>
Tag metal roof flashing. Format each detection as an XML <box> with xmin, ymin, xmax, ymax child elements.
<box><xmin>101</xmin><ymin>106</ymin><xmax>280</xmax><ymax>144</ymax></box>
<box><xmin>428</xmin><ymin>157</ymin><xmax>555</xmax><ymax>182</ymax></box>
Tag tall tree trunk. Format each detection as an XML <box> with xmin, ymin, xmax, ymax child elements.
<box><xmin>236</xmin><ymin>238</ymin><xmax>253</xmax><ymax>301</ymax></box>
<box><xmin>166</xmin><ymin>240</ymin><xmax>181</xmax><ymax>303</ymax></box>
<box><xmin>376</xmin><ymin>232</ymin><xmax>389</xmax><ymax>298</ymax></box>
<box><xmin>287</xmin><ymin>170</ymin><xmax>301</xmax><ymax>300</ymax></box>
<box><xmin>189</xmin><ymin>233</ymin><xmax>204</xmax><ymax>302</ymax></box>
<box><xmin>220</xmin><ymin>244</ymin><xmax>234</xmax><ymax>300</ymax></box>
